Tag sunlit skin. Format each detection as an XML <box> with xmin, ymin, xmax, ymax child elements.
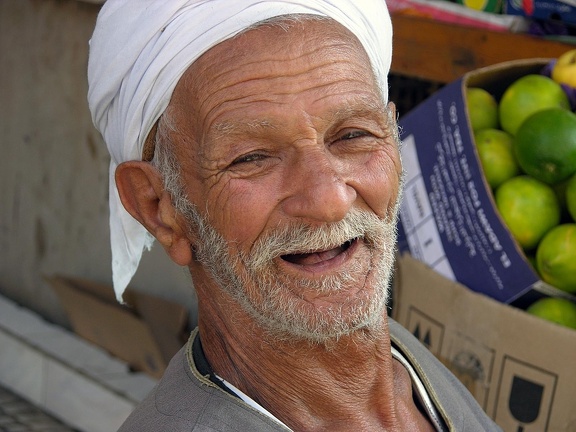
<box><xmin>116</xmin><ymin>18</ymin><xmax>434</xmax><ymax>432</ymax></box>
<box><xmin>173</xmin><ymin>23</ymin><xmax>401</xmax><ymax>313</ymax></box>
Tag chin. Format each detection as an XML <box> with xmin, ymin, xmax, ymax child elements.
<box><xmin>241</xmin><ymin>258</ymin><xmax>393</xmax><ymax>346</ymax></box>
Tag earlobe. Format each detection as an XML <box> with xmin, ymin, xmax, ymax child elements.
<box><xmin>387</xmin><ymin>101</ymin><xmax>397</xmax><ymax>119</ymax></box>
<box><xmin>115</xmin><ymin>161</ymin><xmax>193</xmax><ymax>266</ymax></box>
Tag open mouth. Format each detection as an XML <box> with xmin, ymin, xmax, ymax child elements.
<box><xmin>280</xmin><ymin>238</ymin><xmax>357</xmax><ymax>266</ymax></box>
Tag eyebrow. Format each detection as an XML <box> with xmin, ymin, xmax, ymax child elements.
<box><xmin>209</xmin><ymin>94</ymin><xmax>386</xmax><ymax>141</ymax></box>
<box><xmin>330</xmin><ymin>98</ymin><xmax>386</xmax><ymax>123</ymax></box>
<box><xmin>212</xmin><ymin>118</ymin><xmax>277</xmax><ymax>138</ymax></box>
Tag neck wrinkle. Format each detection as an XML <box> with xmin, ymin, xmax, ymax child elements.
<box><xmin>197</xmin><ymin>297</ymin><xmax>403</xmax><ymax>432</ymax></box>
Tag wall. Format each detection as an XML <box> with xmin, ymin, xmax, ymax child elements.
<box><xmin>0</xmin><ymin>0</ymin><xmax>196</xmax><ymax>327</ymax></box>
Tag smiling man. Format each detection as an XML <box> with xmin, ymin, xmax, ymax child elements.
<box><xmin>87</xmin><ymin>1</ymin><xmax>501</xmax><ymax>431</ymax></box>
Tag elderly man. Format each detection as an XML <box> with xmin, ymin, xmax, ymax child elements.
<box><xmin>88</xmin><ymin>1</ymin><xmax>501</xmax><ymax>431</ymax></box>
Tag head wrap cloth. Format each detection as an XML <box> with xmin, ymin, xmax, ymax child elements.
<box><xmin>87</xmin><ymin>0</ymin><xmax>393</xmax><ymax>302</ymax></box>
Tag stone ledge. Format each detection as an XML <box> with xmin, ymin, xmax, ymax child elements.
<box><xmin>0</xmin><ymin>293</ymin><xmax>157</xmax><ymax>432</ymax></box>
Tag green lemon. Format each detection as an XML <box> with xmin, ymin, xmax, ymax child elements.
<box><xmin>514</xmin><ymin>108</ymin><xmax>576</xmax><ymax>185</ymax></box>
<box><xmin>499</xmin><ymin>74</ymin><xmax>570</xmax><ymax>136</ymax></box>
<box><xmin>474</xmin><ymin>128</ymin><xmax>519</xmax><ymax>189</ymax></box>
<box><xmin>536</xmin><ymin>224</ymin><xmax>576</xmax><ymax>293</ymax></box>
<box><xmin>466</xmin><ymin>87</ymin><xmax>499</xmax><ymax>132</ymax></box>
<box><xmin>566</xmin><ymin>174</ymin><xmax>576</xmax><ymax>222</ymax></box>
<box><xmin>495</xmin><ymin>176</ymin><xmax>560</xmax><ymax>250</ymax></box>
<box><xmin>526</xmin><ymin>297</ymin><xmax>576</xmax><ymax>329</ymax></box>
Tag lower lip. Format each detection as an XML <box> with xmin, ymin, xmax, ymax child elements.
<box><xmin>279</xmin><ymin>238</ymin><xmax>361</xmax><ymax>275</ymax></box>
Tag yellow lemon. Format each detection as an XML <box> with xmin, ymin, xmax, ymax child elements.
<box><xmin>536</xmin><ymin>224</ymin><xmax>576</xmax><ymax>293</ymax></box>
<box><xmin>526</xmin><ymin>297</ymin><xmax>576</xmax><ymax>330</ymax></box>
<box><xmin>495</xmin><ymin>176</ymin><xmax>560</xmax><ymax>250</ymax></box>
<box><xmin>466</xmin><ymin>87</ymin><xmax>499</xmax><ymax>132</ymax></box>
<box><xmin>474</xmin><ymin>128</ymin><xmax>519</xmax><ymax>189</ymax></box>
<box><xmin>499</xmin><ymin>74</ymin><xmax>570</xmax><ymax>136</ymax></box>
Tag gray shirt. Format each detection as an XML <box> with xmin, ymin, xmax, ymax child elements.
<box><xmin>118</xmin><ymin>319</ymin><xmax>502</xmax><ymax>431</ymax></box>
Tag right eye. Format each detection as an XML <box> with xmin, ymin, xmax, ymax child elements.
<box><xmin>231</xmin><ymin>153</ymin><xmax>268</xmax><ymax>166</ymax></box>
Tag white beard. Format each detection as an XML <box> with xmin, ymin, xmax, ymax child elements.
<box><xmin>185</xmin><ymin>205</ymin><xmax>399</xmax><ymax>344</ymax></box>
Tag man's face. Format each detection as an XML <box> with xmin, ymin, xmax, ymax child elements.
<box><xmin>167</xmin><ymin>18</ymin><xmax>402</xmax><ymax>342</ymax></box>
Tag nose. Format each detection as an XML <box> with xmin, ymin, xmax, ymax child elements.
<box><xmin>281</xmin><ymin>149</ymin><xmax>356</xmax><ymax>223</ymax></box>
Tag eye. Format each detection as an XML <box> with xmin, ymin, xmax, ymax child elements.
<box><xmin>340</xmin><ymin>130</ymin><xmax>370</xmax><ymax>141</ymax></box>
<box><xmin>231</xmin><ymin>153</ymin><xmax>267</xmax><ymax>165</ymax></box>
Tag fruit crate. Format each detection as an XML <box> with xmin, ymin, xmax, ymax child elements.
<box><xmin>396</xmin><ymin>58</ymin><xmax>575</xmax><ymax>306</ymax></box>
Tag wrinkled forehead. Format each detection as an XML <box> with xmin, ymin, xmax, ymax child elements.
<box><xmin>145</xmin><ymin>15</ymin><xmax>381</xmax><ymax>159</ymax></box>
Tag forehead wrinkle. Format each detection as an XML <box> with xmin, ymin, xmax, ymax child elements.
<box><xmin>303</xmin><ymin>91</ymin><xmax>386</xmax><ymax>132</ymax></box>
<box><xmin>330</xmin><ymin>97</ymin><xmax>385</xmax><ymax>121</ymax></box>
<box><xmin>213</xmin><ymin>118</ymin><xmax>277</xmax><ymax>138</ymax></box>
<box><xmin>203</xmin><ymin>72</ymin><xmax>372</xmax><ymax>133</ymax></box>
<box><xmin>206</xmin><ymin>92</ymin><xmax>385</xmax><ymax>147</ymax></box>
<box><xmin>199</xmin><ymin>46</ymin><xmax>367</xmax><ymax>111</ymax></box>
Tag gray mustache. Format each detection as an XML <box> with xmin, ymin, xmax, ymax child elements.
<box><xmin>244</xmin><ymin>208</ymin><xmax>390</xmax><ymax>271</ymax></box>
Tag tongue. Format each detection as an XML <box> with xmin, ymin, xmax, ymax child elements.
<box><xmin>283</xmin><ymin>246</ymin><xmax>343</xmax><ymax>265</ymax></box>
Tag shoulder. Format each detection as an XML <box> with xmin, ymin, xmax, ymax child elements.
<box><xmin>118</xmin><ymin>333</ymin><xmax>289</xmax><ymax>432</ymax></box>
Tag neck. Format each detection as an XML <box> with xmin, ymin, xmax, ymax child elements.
<box><xmin>195</xmin><ymin>284</ymin><xmax>434</xmax><ymax>431</ymax></box>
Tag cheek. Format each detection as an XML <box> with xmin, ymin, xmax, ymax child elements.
<box><xmin>206</xmin><ymin>180</ymin><xmax>278</xmax><ymax>249</ymax></box>
<box><xmin>358</xmin><ymin>149</ymin><xmax>402</xmax><ymax>218</ymax></box>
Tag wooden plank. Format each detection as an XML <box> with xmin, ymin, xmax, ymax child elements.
<box><xmin>390</xmin><ymin>14</ymin><xmax>574</xmax><ymax>83</ymax></box>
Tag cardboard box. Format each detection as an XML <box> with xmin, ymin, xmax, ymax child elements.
<box><xmin>47</xmin><ymin>275</ymin><xmax>188</xmax><ymax>379</ymax></box>
<box><xmin>504</xmin><ymin>0</ymin><xmax>576</xmax><ymax>26</ymax></box>
<box><xmin>392</xmin><ymin>253</ymin><xmax>576</xmax><ymax>432</ymax></box>
<box><xmin>397</xmin><ymin>58</ymin><xmax>576</xmax><ymax>305</ymax></box>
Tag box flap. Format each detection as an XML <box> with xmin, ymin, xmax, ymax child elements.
<box><xmin>47</xmin><ymin>275</ymin><xmax>167</xmax><ymax>378</ymax></box>
<box><xmin>463</xmin><ymin>58</ymin><xmax>551</xmax><ymax>99</ymax></box>
<box><xmin>132</xmin><ymin>291</ymin><xmax>188</xmax><ymax>363</ymax></box>
<box><xmin>393</xmin><ymin>253</ymin><xmax>576</xmax><ymax>430</ymax></box>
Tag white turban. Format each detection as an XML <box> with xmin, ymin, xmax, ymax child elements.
<box><xmin>87</xmin><ymin>0</ymin><xmax>393</xmax><ymax>302</ymax></box>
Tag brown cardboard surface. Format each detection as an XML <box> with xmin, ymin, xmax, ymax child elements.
<box><xmin>132</xmin><ymin>291</ymin><xmax>188</xmax><ymax>366</ymax></box>
<box><xmin>463</xmin><ymin>58</ymin><xmax>552</xmax><ymax>98</ymax></box>
<box><xmin>47</xmin><ymin>275</ymin><xmax>188</xmax><ymax>379</ymax></box>
<box><xmin>393</xmin><ymin>254</ymin><xmax>576</xmax><ymax>432</ymax></box>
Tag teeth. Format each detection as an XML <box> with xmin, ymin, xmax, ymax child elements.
<box><xmin>281</xmin><ymin>238</ymin><xmax>355</xmax><ymax>265</ymax></box>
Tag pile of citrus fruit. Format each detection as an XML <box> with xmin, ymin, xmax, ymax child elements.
<box><xmin>466</xmin><ymin>50</ymin><xmax>576</xmax><ymax>330</ymax></box>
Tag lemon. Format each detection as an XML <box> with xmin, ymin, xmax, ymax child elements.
<box><xmin>495</xmin><ymin>176</ymin><xmax>561</xmax><ymax>250</ymax></box>
<box><xmin>526</xmin><ymin>297</ymin><xmax>576</xmax><ymax>330</ymax></box>
<box><xmin>536</xmin><ymin>224</ymin><xmax>576</xmax><ymax>293</ymax></box>
<box><xmin>474</xmin><ymin>128</ymin><xmax>519</xmax><ymax>189</ymax></box>
<box><xmin>466</xmin><ymin>87</ymin><xmax>499</xmax><ymax>132</ymax></box>
<box><xmin>458</xmin><ymin>0</ymin><xmax>502</xmax><ymax>12</ymax></box>
<box><xmin>499</xmin><ymin>74</ymin><xmax>570</xmax><ymax>136</ymax></box>
<box><xmin>551</xmin><ymin>49</ymin><xmax>576</xmax><ymax>88</ymax></box>
<box><xmin>566</xmin><ymin>174</ymin><xmax>576</xmax><ymax>222</ymax></box>
<box><xmin>514</xmin><ymin>107</ymin><xmax>576</xmax><ymax>185</ymax></box>
<box><xmin>463</xmin><ymin>0</ymin><xmax>486</xmax><ymax>9</ymax></box>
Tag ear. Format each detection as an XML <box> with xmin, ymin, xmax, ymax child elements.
<box><xmin>115</xmin><ymin>161</ymin><xmax>193</xmax><ymax>266</ymax></box>
<box><xmin>387</xmin><ymin>101</ymin><xmax>397</xmax><ymax>122</ymax></box>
